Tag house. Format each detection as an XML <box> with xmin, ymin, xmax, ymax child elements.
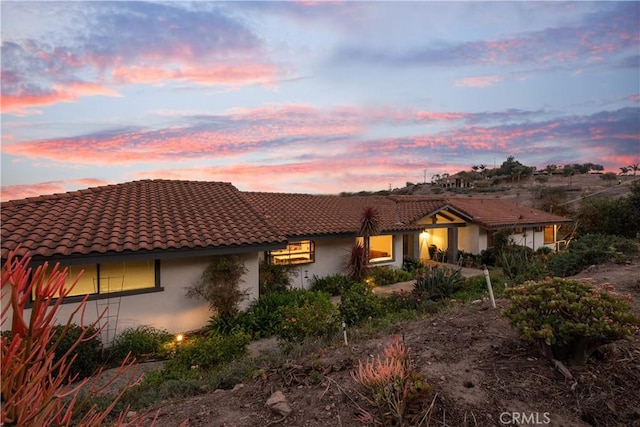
<box><xmin>1</xmin><ymin>180</ymin><xmax>572</xmax><ymax>338</ymax></box>
<box><xmin>1</xmin><ymin>180</ymin><xmax>286</xmax><ymax>340</ymax></box>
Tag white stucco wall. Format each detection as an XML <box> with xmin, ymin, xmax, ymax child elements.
<box><xmin>509</xmin><ymin>228</ymin><xmax>545</xmax><ymax>251</ymax></box>
<box><xmin>458</xmin><ymin>224</ymin><xmax>480</xmax><ymax>253</ymax></box>
<box><xmin>286</xmin><ymin>235</ymin><xmax>404</xmax><ymax>289</ymax></box>
<box><xmin>1</xmin><ymin>252</ymin><xmax>261</xmax><ymax>342</ymax></box>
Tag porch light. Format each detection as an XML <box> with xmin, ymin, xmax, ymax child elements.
<box><xmin>175</xmin><ymin>333</ymin><xmax>184</xmax><ymax>343</ymax></box>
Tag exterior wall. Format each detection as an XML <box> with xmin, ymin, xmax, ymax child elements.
<box><xmin>458</xmin><ymin>224</ymin><xmax>480</xmax><ymax>253</ymax></box>
<box><xmin>509</xmin><ymin>228</ymin><xmax>545</xmax><ymax>251</ymax></box>
<box><xmin>1</xmin><ymin>252</ymin><xmax>261</xmax><ymax>341</ymax></box>
<box><xmin>286</xmin><ymin>235</ymin><xmax>404</xmax><ymax>290</ymax></box>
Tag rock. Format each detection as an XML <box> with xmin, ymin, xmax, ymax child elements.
<box><xmin>266</xmin><ymin>390</ymin><xmax>292</xmax><ymax>417</ymax></box>
<box><xmin>126</xmin><ymin>411</ymin><xmax>137</xmax><ymax>419</ymax></box>
<box><xmin>232</xmin><ymin>383</ymin><xmax>244</xmax><ymax>392</ymax></box>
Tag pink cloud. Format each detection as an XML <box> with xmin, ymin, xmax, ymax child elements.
<box><xmin>626</xmin><ymin>93</ymin><xmax>640</xmax><ymax>103</ymax></box>
<box><xmin>1</xmin><ymin>178</ymin><xmax>109</xmax><ymax>202</ymax></box>
<box><xmin>1</xmin><ymin>82</ymin><xmax>121</xmax><ymax>115</ymax></box>
<box><xmin>454</xmin><ymin>75</ymin><xmax>503</xmax><ymax>88</ymax></box>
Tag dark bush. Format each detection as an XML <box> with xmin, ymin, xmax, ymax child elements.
<box><xmin>309</xmin><ymin>274</ymin><xmax>355</xmax><ymax>296</ymax></box>
<box><xmin>414</xmin><ymin>267</ymin><xmax>464</xmax><ymax>300</ymax></box>
<box><xmin>402</xmin><ymin>257</ymin><xmax>424</xmax><ymax>273</ymax></box>
<box><xmin>497</xmin><ymin>245</ymin><xmax>544</xmax><ymax>284</ymax></box>
<box><xmin>339</xmin><ymin>282</ymin><xmax>384</xmax><ymax>326</ymax></box>
<box><xmin>164</xmin><ymin>331</ymin><xmax>249</xmax><ymax>376</ymax></box>
<box><xmin>259</xmin><ymin>260</ymin><xmax>297</xmax><ymax>295</ymax></box>
<box><xmin>369</xmin><ymin>266</ymin><xmax>413</xmax><ymax>286</ymax></box>
<box><xmin>110</xmin><ymin>325</ymin><xmax>173</xmax><ymax>363</ymax></box>
<box><xmin>278</xmin><ymin>292</ymin><xmax>339</xmax><ymax>343</ymax></box>
<box><xmin>50</xmin><ymin>324</ymin><xmax>102</xmax><ymax>380</ymax></box>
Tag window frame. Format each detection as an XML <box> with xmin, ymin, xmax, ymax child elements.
<box><xmin>543</xmin><ymin>225</ymin><xmax>556</xmax><ymax>244</ymax></box>
<box><xmin>29</xmin><ymin>259</ymin><xmax>163</xmax><ymax>305</ymax></box>
<box><xmin>266</xmin><ymin>240</ymin><xmax>315</xmax><ymax>265</ymax></box>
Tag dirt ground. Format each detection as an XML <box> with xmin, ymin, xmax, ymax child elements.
<box><xmin>134</xmin><ymin>260</ymin><xmax>639</xmax><ymax>427</ymax></box>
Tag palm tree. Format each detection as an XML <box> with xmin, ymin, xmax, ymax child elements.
<box><xmin>630</xmin><ymin>163</ymin><xmax>639</xmax><ymax>176</ymax></box>
<box><xmin>359</xmin><ymin>206</ymin><xmax>380</xmax><ymax>262</ymax></box>
<box><xmin>620</xmin><ymin>166</ymin><xmax>630</xmax><ymax>176</ymax></box>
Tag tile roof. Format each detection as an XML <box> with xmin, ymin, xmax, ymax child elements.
<box><xmin>444</xmin><ymin>197</ymin><xmax>573</xmax><ymax>229</ymax></box>
<box><xmin>1</xmin><ymin>180</ymin><xmax>286</xmax><ymax>259</ymax></box>
<box><xmin>243</xmin><ymin>192</ymin><xmax>424</xmax><ymax>238</ymax></box>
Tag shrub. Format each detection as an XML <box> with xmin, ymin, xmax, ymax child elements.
<box><xmin>164</xmin><ymin>331</ymin><xmax>250</xmax><ymax>376</ymax></box>
<box><xmin>259</xmin><ymin>260</ymin><xmax>297</xmax><ymax>295</ymax></box>
<box><xmin>309</xmin><ymin>274</ymin><xmax>355</xmax><ymax>296</ymax></box>
<box><xmin>502</xmin><ymin>278</ymin><xmax>640</xmax><ymax>364</ymax></box>
<box><xmin>50</xmin><ymin>324</ymin><xmax>102</xmax><ymax>380</ymax></box>
<box><xmin>402</xmin><ymin>257</ymin><xmax>424</xmax><ymax>273</ymax></box>
<box><xmin>278</xmin><ymin>292</ymin><xmax>339</xmax><ymax>343</ymax></box>
<box><xmin>351</xmin><ymin>337</ymin><xmax>430</xmax><ymax>425</ymax></box>
<box><xmin>381</xmin><ymin>290</ymin><xmax>439</xmax><ymax>315</ymax></box>
<box><xmin>414</xmin><ymin>267</ymin><xmax>464</xmax><ymax>300</ymax></box>
<box><xmin>452</xmin><ymin>272</ymin><xmax>507</xmax><ymax>302</ymax></box>
<box><xmin>339</xmin><ymin>282</ymin><xmax>384</xmax><ymax>326</ymax></box>
<box><xmin>347</xmin><ymin>243</ymin><xmax>369</xmax><ymax>282</ymax></box>
<box><xmin>369</xmin><ymin>266</ymin><xmax>413</xmax><ymax>286</ymax></box>
<box><xmin>109</xmin><ymin>325</ymin><xmax>173</xmax><ymax>363</ymax></box>
<box><xmin>548</xmin><ymin>234</ymin><xmax>639</xmax><ymax>277</ymax></box>
<box><xmin>480</xmin><ymin>247</ymin><xmax>498</xmax><ymax>266</ymax></box>
<box><xmin>497</xmin><ymin>245</ymin><xmax>544</xmax><ymax>284</ymax></box>
<box><xmin>186</xmin><ymin>256</ymin><xmax>248</xmax><ymax>315</ymax></box>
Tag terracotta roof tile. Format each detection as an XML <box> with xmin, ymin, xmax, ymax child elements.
<box><xmin>243</xmin><ymin>193</ymin><xmax>425</xmax><ymax>237</ymax></box>
<box><xmin>444</xmin><ymin>197</ymin><xmax>572</xmax><ymax>229</ymax></box>
<box><xmin>1</xmin><ymin>180</ymin><xmax>285</xmax><ymax>259</ymax></box>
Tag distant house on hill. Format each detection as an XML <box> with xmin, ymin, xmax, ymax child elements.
<box><xmin>1</xmin><ymin>180</ymin><xmax>571</xmax><ymax>337</ymax></box>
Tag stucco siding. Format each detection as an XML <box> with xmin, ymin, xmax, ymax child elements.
<box><xmin>2</xmin><ymin>252</ymin><xmax>261</xmax><ymax>341</ymax></box>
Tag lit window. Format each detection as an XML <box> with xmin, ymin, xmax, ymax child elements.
<box><xmin>268</xmin><ymin>241</ymin><xmax>315</xmax><ymax>265</ymax></box>
<box><xmin>35</xmin><ymin>260</ymin><xmax>160</xmax><ymax>299</ymax></box>
<box><xmin>357</xmin><ymin>235</ymin><xmax>394</xmax><ymax>263</ymax></box>
<box><xmin>544</xmin><ymin>226</ymin><xmax>555</xmax><ymax>244</ymax></box>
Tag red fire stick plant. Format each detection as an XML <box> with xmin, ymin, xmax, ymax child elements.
<box><xmin>351</xmin><ymin>337</ymin><xmax>431</xmax><ymax>426</ymax></box>
<box><xmin>1</xmin><ymin>249</ymin><xmax>147</xmax><ymax>426</ymax></box>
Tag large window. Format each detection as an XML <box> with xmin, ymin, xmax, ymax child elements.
<box><xmin>267</xmin><ymin>240</ymin><xmax>315</xmax><ymax>265</ymax></box>
<box><xmin>358</xmin><ymin>235</ymin><xmax>394</xmax><ymax>263</ymax></box>
<box><xmin>37</xmin><ymin>259</ymin><xmax>160</xmax><ymax>299</ymax></box>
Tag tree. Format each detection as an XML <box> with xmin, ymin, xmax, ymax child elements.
<box><xmin>359</xmin><ymin>206</ymin><xmax>381</xmax><ymax>261</ymax></box>
<box><xmin>630</xmin><ymin>162</ymin><xmax>639</xmax><ymax>176</ymax></box>
<box><xmin>545</xmin><ymin>164</ymin><xmax>558</xmax><ymax>175</ymax></box>
<box><xmin>620</xmin><ymin>166</ymin><xmax>630</xmax><ymax>176</ymax></box>
<box><xmin>562</xmin><ymin>165</ymin><xmax>575</xmax><ymax>186</ymax></box>
<box><xmin>600</xmin><ymin>172</ymin><xmax>617</xmax><ymax>187</ymax></box>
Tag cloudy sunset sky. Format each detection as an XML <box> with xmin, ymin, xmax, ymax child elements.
<box><xmin>1</xmin><ymin>1</ymin><xmax>639</xmax><ymax>201</ymax></box>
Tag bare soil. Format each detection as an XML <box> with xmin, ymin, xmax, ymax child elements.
<box><xmin>135</xmin><ymin>260</ymin><xmax>640</xmax><ymax>427</ymax></box>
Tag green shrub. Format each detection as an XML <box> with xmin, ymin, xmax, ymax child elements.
<box><xmin>502</xmin><ymin>278</ymin><xmax>639</xmax><ymax>364</ymax></box>
<box><xmin>368</xmin><ymin>266</ymin><xmax>413</xmax><ymax>286</ymax></box>
<box><xmin>452</xmin><ymin>272</ymin><xmax>506</xmax><ymax>302</ymax></box>
<box><xmin>480</xmin><ymin>247</ymin><xmax>498</xmax><ymax>266</ymax></box>
<box><xmin>380</xmin><ymin>290</ymin><xmax>439</xmax><ymax>315</ymax></box>
<box><xmin>50</xmin><ymin>324</ymin><xmax>102</xmax><ymax>380</ymax></box>
<box><xmin>402</xmin><ymin>257</ymin><xmax>424</xmax><ymax>273</ymax></box>
<box><xmin>309</xmin><ymin>274</ymin><xmax>355</xmax><ymax>296</ymax></box>
<box><xmin>164</xmin><ymin>332</ymin><xmax>250</xmax><ymax>376</ymax></box>
<box><xmin>414</xmin><ymin>267</ymin><xmax>464</xmax><ymax>300</ymax></box>
<box><xmin>278</xmin><ymin>292</ymin><xmax>339</xmax><ymax>343</ymax></box>
<box><xmin>259</xmin><ymin>260</ymin><xmax>297</xmax><ymax>295</ymax></box>
<box><xmin>548</xmin><ymin>234</ymin><xmax>639</xmax><ymax>277</ymax></box>
<box><xmin>186</xmin><ymin>256</ymin><xmax>248</xmax><ymax>315</ymax></box>
<box><xmin>339</xmin><ymin>282</ymin><xmax>384</xmax><ymax>326</ymax></box>
<box><xmin>497</xmin><ymin>245</ymin><xmax>544</xmax><ymax>284</ymax></box>
<box><xmin>109</xmin><ymin>325</ymin><xmax>173</xmax><ymax>363</ymax></box>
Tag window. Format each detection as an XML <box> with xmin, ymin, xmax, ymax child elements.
<box><xmin>358</xmin><ymin>235</ymin><xmax>394</xmax><ymax>263</ymax></box>
<box><xmin>36</xmin><ymin>259</ymin><xmax>160</xmax><ymax>299</ymax></box>
<box><xmin>268</xmin><ymin>240</ymin><xmax>315</xmax><ymax>265</ymax></box>
<box><xmin>544</xmin><ymin>226</ymin><xmax>555</xmax><ymax>244</ymax></box>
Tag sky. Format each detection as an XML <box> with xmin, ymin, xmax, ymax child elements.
<box><xmin>1</xmin><ymin>1</ymin><xmax>639</xmax><ymax>201</ymax></box>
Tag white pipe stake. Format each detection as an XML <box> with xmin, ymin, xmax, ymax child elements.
<box><xmin>483</xmin><ymin>265</ymin><xmax>496</xmax><ymax>309</ymax></box>
<box><xmin>342</xmin><ymin>321</ymin><xmax>348</xmax><ymax>346</ymax></box>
